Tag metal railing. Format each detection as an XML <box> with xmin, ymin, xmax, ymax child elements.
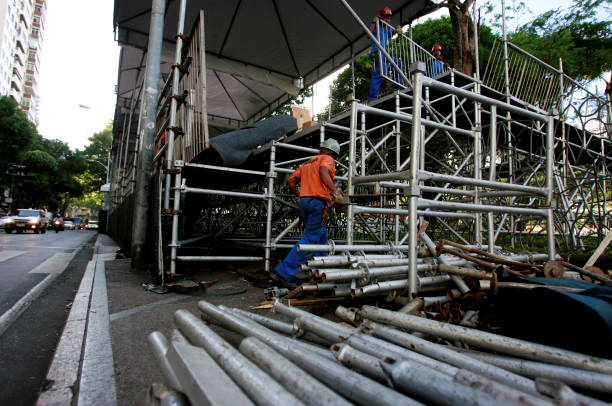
<box><xmin>374</xmin><ymin>18</ymin><xmax>451</xmax><ymax>86</ymax></box>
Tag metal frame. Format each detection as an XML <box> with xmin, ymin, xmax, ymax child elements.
<box><xmin>108</xmin><ymin>1</ymin><xmax>611</xmax><ymax>287</ymax></box>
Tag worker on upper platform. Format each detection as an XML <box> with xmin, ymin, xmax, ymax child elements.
<box><xmin>428</xmin><ymin>44</ymin><xmax>450</xmax><ymax>77</ymax></box>
<box><xmin>368</xmin><ymin>6</ymin><xmax>404</xmax><ymax>100</ymax></box>
<box><xmin>274</xmin><ymin>138</ymin><xmax>343</xmax><ymax>283</ymax></box>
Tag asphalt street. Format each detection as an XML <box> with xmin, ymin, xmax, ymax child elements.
<box><xmin>0</xmin><ymin>230</ymin><xmax>96</xmax><ymax>405</ymax></box>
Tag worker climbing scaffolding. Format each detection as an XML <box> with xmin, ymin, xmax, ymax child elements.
<box><xmin>274</xmin><ymin>138</ymin><xmax>344</xmax><ymax>284</ymax></box>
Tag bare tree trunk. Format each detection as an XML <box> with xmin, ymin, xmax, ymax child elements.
<box><xmin>447</xmin><ymin>0</ymin><xmax>475</xmax><ymax>76</ymax></box>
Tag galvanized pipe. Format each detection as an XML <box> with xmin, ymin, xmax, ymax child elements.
<box><xmin>331</xmin><ymin>343</ymin><xmax>391</xmax><ymax>385</ymax></box>
<box><xmin>148</xmin><ymin>331</ymin><xmax>184</xmax><ymax>392</ymax></box>
<box><xmin>383</xmin><ymin>359</ymin><xmax>516</xmax><ymax>406</ymax></box>
<box><xmin>361</xmin><ymin>321</ymin><xmax>539</xmax><ymax>395</ymax></box>
<box><xmin>420</xmin><ymin>232</ymin><xmax>471</xmax><ymax>294</ymax></box>
<box><xmin>274</xmin><ymin>302</ymin><xmax>458</xmax><ymax>377</ymax></box>
<box><xmin>418</xmin><ymin>198</ymin><xmax>548</xmax><ymax>216</ymax></box>
<box><xmin>458</xmin><ymin>349</ymin><xmax>612</xmax><ymax>394</ymax></box>
<box><xmin>407</xmin><ymin>62</ymin><xmax>425</xmax><ymax>299</ymax></box>
<box><xmin>169</xmin><ymin>168</ymin><xmax>183</xmax><ymax>275</ymax></box>
<box><xmin>182</xmin><ymin>187</ymin><xmax>267</xmax><ymax>200</ymax></box>
<box><xmin>321</xmin><ymin>264</ymin><xmax>433</xmax><ymax>283</ymax></box>
<box><xmin>420</xmin><ymin>76</ymin><xmax>547</xmax><ymax>121</ymax></box>
<box><xmin>545</xmin><ymin>116</ymin><xmax>556</xmax><ymax>260</ymax></box>
<box><xmin>229</xmin><ymin>307</ymin><xmax>332</xmax><ymax>347</ymax></box>
<box><xmin>173</xmin><ymin>309</ymin><xmax>304</xmax><ymax>406</ymax></box>
<box><xmin>488</xmin><ymin>105</ymin><xmax>497</xmax><ymax>253</ymax></box>
<box><xmin>418</xmin><ymin>170</ymin><xmax>545</xmax><ymax>195</ymax></box>
<box><xmin>361</xmin><ymin>306</ymin><xmax>612</xmax><ymax>375</ymax></box>
<box><xmin>358</xmin><ymin>103</ymin><xmax>474</xmax><ymax>137</ymax></box>
<box><xmin>239</xmin><ymin>337</ymin><xmax>352</xmax><ymax>406</ymax></box>
<box><xmin>298</xmin><ymin>244</ymin><xmax>410</xmax><ymax>253</ymax></box>
<box><xmin>164</xmin><ymin>0</ymin><xmax>187</xmax><ymax>209</ymax></box>
<box><xmin>346</xmin><ymin>99</ymin><xmax>358</xmax><ymax>245</ymax></box>
<box><xmin>176</xmin><ymin>256</ymin><xmax>263</xmax><ymax>262</ymax></box>
<box><xmin>264</xmin><ymin>143</ymin><xmax>276</xmax><ymax>272</ymax></box>
<box><xmin>198</xmin><ymin>302</ymin><xmax>420</xmax><ymax>406</ymax></box>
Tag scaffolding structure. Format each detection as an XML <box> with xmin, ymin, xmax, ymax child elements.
<box><xmin>109</xmin><ymin>1</ymin><xmax>611</xmax><ymax>294</ymax></box>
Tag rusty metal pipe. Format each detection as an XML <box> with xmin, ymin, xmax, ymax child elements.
<box><xmin>361</xmin><ymin>306</ymin><xmax>612</xmax><ymax>375</ymax></box>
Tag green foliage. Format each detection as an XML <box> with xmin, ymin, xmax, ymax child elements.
<box><xmin>0</xmin><ymin>96</ymin><xmax>37</xmax><ymax>173</ymax></box>
<box><xmin>509</xmin><ymin>0</ymin><xmax>612</xmax><ymax>80</ymax></box>
<box><xmin>317</xmin><ymin>55</ymin><xmax>372</xmax><ymax>120</ymax></box>
<box><xmin>0</xmin><ymin>96</ymin><xmax>111</xmax><ymax>214</ymax></box>
<box><xmin>22</xmin><ymin>150</ymin><xmax>57</xmax><ymax>172</ymax></box>
<box><xmin>273</xmin><ymin>87</ymin><xmax>314</xmax><ymax>116</ymax></box>
<box><xmin>411</xmin><ymin>16</ymin><xmax>497</xmax><ymax>74</ymax></box>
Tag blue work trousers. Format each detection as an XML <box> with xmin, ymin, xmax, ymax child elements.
<box><xmin>275</xmin><ymin>197</ymin><xmax>328</xmax><ymax>281</ymax></box>
<box><xmin>368</xmin><ymin>53</ymin><xmax>404</xmax><ymax>100</ymax></box>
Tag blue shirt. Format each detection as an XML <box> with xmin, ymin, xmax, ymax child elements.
<box><xmin>370</xmin><ymin>23</ymin><xmax>396</xmax><ymax>55</ymax></box>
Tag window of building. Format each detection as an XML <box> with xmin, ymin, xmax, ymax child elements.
<box><xmin>33</xmin><ymin>16</ymin><xmax>40</xmax><ymax>24</ymax></box>
<box><xmin>35</xmin><ymin>5</ymin><xmax>41</xmax><ymax>13</ymax></box>
<box><xmin>31</xmin><ymin>28</ymin><xmax>39</xmax><ymax>36</ymax></box>
<box><xmin>28</xmin><ymin>51</ymin><xmax>35</xmax><ymax>59</ymax></box>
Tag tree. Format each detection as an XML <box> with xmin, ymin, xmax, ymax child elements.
<box><xmin>410</xmin><ymin>16</ymin><xmax>496</xmax><ymax>75</ymax></box>
<box><xmin>0</xmin><ymin>96</ymin><xmax>37</xmax><ymax>174</ymax></box>
<box><xmin>317</xmin><ymin>55</ymin><xmax>372</xmax><ymax>120</ymax></box>
<box><xmin>428</xmin><ymin>0</ymin><xmax>477</xmax><ymax>76</ymax></box>
<box><xmin>509</xmin><ymin>0</ymin><xmax>612</xmax><ymax>80</ymax></box>
<box><xmin>273</xmin><ymin>87</ymin><xmax>314</xmax><ymax>116</ymax></box>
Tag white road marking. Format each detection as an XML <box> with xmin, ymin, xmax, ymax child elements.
<box><xmin>29</xmin><ymin>252</ymin><xmax>76</xmax><ymax>274</ymax></box>
<box><xmin>0</xmin><ymin>250</ymin><xmax>25</xmax><ymax>263</ymax></box>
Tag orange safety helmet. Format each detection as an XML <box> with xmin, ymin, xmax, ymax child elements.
<box><xmin>380</xmin><ymin>6</ymin><xmax>392</xmax><ymax>17</ymax></box>
<box><xmin>432</xmin><ymin>44</ymin><xmax>442</xmax><ymax>51</ymax></box>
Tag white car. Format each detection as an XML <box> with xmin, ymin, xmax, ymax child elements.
<box><xmin>4</xmin><ymin>209</ymin><xmax>49</xmax><ymax>234</ymax></box>
<box><xmin>86</xmin><ymin>221</ymin><xmax>99</xmax><ymax>230</ymax></box>
<box><xmin>63</xmin><ymin>220</ymin><xmax>75</xmax><ymax>230</ymax></box>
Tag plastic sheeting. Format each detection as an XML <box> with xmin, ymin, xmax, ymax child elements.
<box><xmin>198</xmin><ymin>115</ymin><xmax>297</xmax><ymax>167</ymax></box>
<box><xmin>500</xmin><ymin>277</ymin><xmax>612</xmax><ymax>358</ymax></box>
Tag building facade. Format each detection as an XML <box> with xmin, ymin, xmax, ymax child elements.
<box><xmin>0</xmin><ymin>0</ymin><xmax>46</xmax><ymax>125</ymax></box>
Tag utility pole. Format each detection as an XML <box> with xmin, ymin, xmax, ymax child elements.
<box><xmin>5</xmin><ymin>165</ymin><xmax>26</xmax><ymax>213</ymax></box>
<box><xmin>130</xmin><ymin>0</ymin><xmax>166</xmax><ymax>269</ymax></box>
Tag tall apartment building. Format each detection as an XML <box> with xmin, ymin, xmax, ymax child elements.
<box><xmin>0</xmin><ymin>0</ymin><xmax>46</xmax><ymax>125</ymax></box>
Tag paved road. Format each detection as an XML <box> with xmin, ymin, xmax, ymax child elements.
<box><xmin>0</xmin><ymin>230</ymin><xmax>96</xmax><ymax>405</ymax></box>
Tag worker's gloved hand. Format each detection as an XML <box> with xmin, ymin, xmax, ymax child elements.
<box><xmin>332</xmin><ymin>189</ymin><xmax>345</xmax><ymax>207</ymax></box>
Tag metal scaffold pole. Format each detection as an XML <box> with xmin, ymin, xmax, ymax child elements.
<box><xmin>408</xmin><ymin>62</ymin><xmax>425</xmax><ymax>299</ymax></box>
<box><xmin>131</xmin><ymin>0</ymin><xmax>166</xmax><ymax>268</ymax></box>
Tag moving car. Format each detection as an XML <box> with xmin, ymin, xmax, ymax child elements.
<box><xmin>63</xmin><ymin>220</ymin><xmax>75</xmax><ymax>230</ymax></box>
<box><xmin>0</xmin><ymin>215</ymin><xmax>10</xmax><ymax>229</ymax></box>
<box><xmin>86</xmin><ymin>220</ymin><xmax>99</xmax><ymax>230</ymax></box>
<box><xmin>4</xmin><ymin>209</ymin><xmax>49</xmax><ymax>234</ymax></box>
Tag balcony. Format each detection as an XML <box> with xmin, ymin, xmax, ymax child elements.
<box><xmin>13</xmin><ymin>65</ymin><xmax>24</xmax><ymax>81</ymax></box>
<box><xmin>9</xmin><ymin>86</ymin><xmax>21</xmax><ymax>101</ymax></box>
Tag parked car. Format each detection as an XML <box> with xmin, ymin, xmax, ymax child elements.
<box><xmin>63</xmin><ymin>220</ymin><xmax>75</xmax><ymax>230</ymax></box>
<box><xmin>4</xmin><ymin>209</ymin><xmax>49</xmax><ymax>234</ymax></box>
<box><xmin>86</xmin><ymin>221</ymin><xmax>99</xmax><ymax>230</ymax></box>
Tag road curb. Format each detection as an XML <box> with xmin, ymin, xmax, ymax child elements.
<box><xmin>37</xmin><ymin>235</ymin><xmax>119</xmax><ymax>406</ymax></box>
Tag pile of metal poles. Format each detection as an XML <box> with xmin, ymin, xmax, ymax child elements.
<box><xmin>297</xmin><ymin>237</ymin><xmax>554</xmax><ymax>306</ymax></box>
<box><xmin>149</xmin><ymin>300</ymin><xmax>612</xmax><ymax>405</ymax></box>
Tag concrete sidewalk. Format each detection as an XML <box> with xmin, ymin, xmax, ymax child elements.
<box><xmin>37</xmin><ymin>234</ymin><xmax>274</xmax><ymax>406</ymax></box>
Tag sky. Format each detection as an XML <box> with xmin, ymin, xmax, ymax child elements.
<box><xmin>37</xmin><ymin>0</ymin><xmax>581</xmax><ymax>150</ymax></box>
<box><xmin>37</xmin><ymin>0</ymin><xmax>120</xmax><ymax>151</ymax></box>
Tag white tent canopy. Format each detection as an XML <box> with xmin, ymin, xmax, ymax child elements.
<box><xmin>113</xmin><ymin>0</ymin><xmax>436</xmax><ymax>127</ymax></box>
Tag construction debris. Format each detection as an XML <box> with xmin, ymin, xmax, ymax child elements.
<box><xmin>149</xmin><ymin>300</ymin><xmax>612</xmax><ymax>405</ymax></box>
